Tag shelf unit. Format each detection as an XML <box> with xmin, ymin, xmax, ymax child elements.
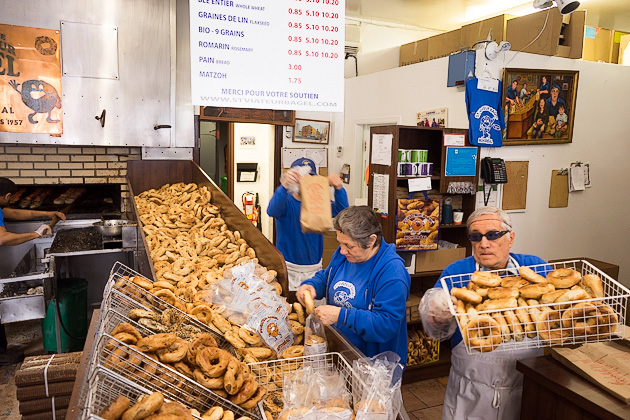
<box><xmin>367</xmin><ymin>125</ymin><xmax>479</xmax><ymax>380</ymax></box>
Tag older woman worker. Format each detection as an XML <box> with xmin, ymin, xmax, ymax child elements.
<box><xmin>421</xmin><ymin>207</ymin><xmax>549</xmax><ymax>420</ymax></box>
<box><xmin>296</xmin><ymin>206</ymin><xmax>411</xmax><ymax>366</ymax></box>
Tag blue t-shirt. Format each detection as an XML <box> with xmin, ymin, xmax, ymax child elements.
<box><xmin>267</xmin><ymin>185</ymin><xmax>348</xmax><ymax>265</ymax></box>
<box><xmin>546</xmin><ymin>97</ymin><xmax>566</xmax><ymax>118</ymax></box>
<box><xmin>434</xmin><ymin>254</ymin><xmax>549</xmax><ymax>348</ymax></box>
<box><xmin>302</xmin><ymin>239</ymin><xmax>411</xmax><ymax>366</ymax></box>
<box><xmin>0</xmin><ymin>208</ymin><xmax>4</xmax><ymax>227</ymax></box>
<box><xmin>539</xmin><ymin>81</ymin><xmax>550</xmax><ymax>100</ymax></box>
<box><xmin>466</xmin><ymin>78</ymin><xmax>505</xmax><ymax>147</ymax></box>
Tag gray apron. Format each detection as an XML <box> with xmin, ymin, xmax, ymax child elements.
<box><xmin>286</xmin><ymin>260</ymin><xmax>322</xmax><ymax>292</ymax></box>
<box><xmin>442</xmin><ymin>259</ymin><xmax>544</xmax><ymax>420</ymax></box>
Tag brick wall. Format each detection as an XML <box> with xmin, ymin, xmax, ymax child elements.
<box><xmin>0</xmin><ymin>145</ymin><xmax>142</xmax><ymax>212</ymax></box>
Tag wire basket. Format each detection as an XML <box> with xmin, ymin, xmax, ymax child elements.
<box><xmin>441</xmin><ymin>260</ymin><xmax>629</xmax><ymax>354</ymax></box>
<box><xmin>93</xmin><ymin>332</ymin><xmax>262</xmax><ymax>420</ymax></box>
<box><xmin>247</xmin><ymin>352</ymin><xmax>365</xmax><ymax>416</ymax></box>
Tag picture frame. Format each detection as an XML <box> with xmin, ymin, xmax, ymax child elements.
<box><xmin>503</xmin><ymin>69</ymin><xmax>578</xmax><ymax>146</ymax></box>
<box><xmin>293</xmin><ymin>119</ymin><xmax>330</xmax><ymax>144</ymax></box>
<box><xmin>416</xmin><ymin>107</ymin><xmax>448</xmax><ymax>128</ymax></box>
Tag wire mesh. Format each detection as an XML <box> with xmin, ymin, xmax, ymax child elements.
<box><xmin>247</xmin><ymin>352</ymin><xmax>364</xmax><ymax>415</ymax></box>
<box><xmin>441</xmin><ymin>260</ymin><xmax>630</xmax><ymax>354</ymax></box>
<box><xmin>93</xmin><ymin>332</ymin><xmax>262</xmax><ymax>419</ymax></box>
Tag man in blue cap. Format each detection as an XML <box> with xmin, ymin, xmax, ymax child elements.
<box><xmin>545</xmin><ymin>84</ymin><xmax>566</xmax><ymax>136</ymax></box>
<box><xmin>267</xmin><ymin>158</ymin><xmax>348</xmax><ymax>291</ymax></box>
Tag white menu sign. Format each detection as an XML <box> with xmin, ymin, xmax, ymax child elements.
<box><xmin>190</xmin><ymin>0</ymin><xmax>345</xmax><ymax>112</ymax></box>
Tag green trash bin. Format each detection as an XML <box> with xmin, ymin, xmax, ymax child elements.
<box><xmin>42</xmin><ymin>278</ymin><xmax>88</xmax><ymax>353</ymax></box>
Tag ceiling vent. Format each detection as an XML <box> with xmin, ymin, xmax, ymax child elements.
<box><xmin>345</xmin><ymin>24</ymin><xmax>361</xmax><ymax>55</ymax></box>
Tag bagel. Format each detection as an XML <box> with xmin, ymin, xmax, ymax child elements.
<box><xmin>536</xmin><ymin>309</ymin><xmax>569</xmax><ymax>344</ymax></box>
<box><xmin>554</xmin><ymin>288</ymin><xmax>590</xmax><ymax>303</ymax></box>
<box><xmin>547</xmin><ymin>268</ymin><xmax>581</xmax><ymax>289</ymax></box>
<box><xmin>193</xmin><ymin>369</ymin><xmax>224</xmax><ymax>390</ymax></box>
<box><xmin>306</xmin><ymin>334</ymin><xmax>325</xmax><ymax>345</ymax></box>
<box><xmin>98</xmin><ymin>395</ymin><xmax>131</xmax><ymax>420</ymax></box>
<box><xmin>501</xmin><ymin>276</ymin><xmax>529</xmax><ymax>288</ymax></box>
<box><xmin>187</xmin><ymin>332</ymin><xmax>219</xmax><ymax>365</ymax></box>
<box><xmin>202</xmin><ymin>407</ymin><xmax>224</xmax><ymax>420</ymax></box>
<box><xmin>582</xmin><ymin>274</ymin><xmax>604</xmax><ymax>298</ymax></box>
<box><xmin>463</xmin><ymin>316</ymin><xmax>502</xmax><ymax>352</ymax></box>
<box><xmin>487</xmin><ymin>286</ymin><xmax>519</xmax><ymax>300</ymax></box>
<box><xmin>132</xmin><ymin>276</ymin><xmax>154</xmax><ymax>290</ymax></box>
<box><xmin>229</xmin><ymin>378</ymin><xmax>259</xmax><ymax>405</ymax></box>
<box><xmin>121</xmin><ymin>392</ymin><xmax>164</xmax><ymax>420</ymax></box>
<box><xmin>241</xmin><ymin>347</ymin><xmax>273</xmax><ymax>360</ymax></box>
<box><xmin>451</xmin><ymin>287</ymin><xmax>482</xmax><ymax>304</ymax></box>
<box><xmin>595</xmin><ymin>304</ymin><xmax>619</xmax><ymax>336</ymax></box>
<box><xmin>136</xmin><ymin>333</ymin><xmax>177</xmax><ymax>353</ymax></box>
<box><xmin>470</xmin><ymin>271</ymin><xmax>501</xmax><ymax>287</ymax></box>
<box><xmin>156</xmin><ymin>338</ymin><xmax>188</xmax><ymax>363</ymax></box>
<box><xmin>224</xmin><ymin>358</ymin><xmax>245</xmax><ymax>395</ymax></box>
<box><xmin>467</xmin><ymin>282</ymin><xmax>488</xmax><ymax>298</ymax></box>
<box><xmin>153</xmin><ymin>280</ymin><xmax>176</xmax><ymax>291</ymax></box>
<box><xmin>281</xmin><ymin>345</ymin><xmax>304</xmax><ymax>359</ymax></box>
<box><xmin>518</xmin><ymin>266</ymin><xmax>548</xmax><ymax>284</ymax></box>
<box><xmin>196</xmin><ymin>347</ymin><xmax>230</xmax><ymax>378</ymax></box>
<box><xmin>491</xmin><ymin>312</ymin><xmax>512</xmax><ymax>343</ymax></box>
<box><xmin>263</xmin><ymin>391</ymin><xmax>284</xmax><ymax>416</ymax></box>
<box><xmin>293</xmin><ymin>302</ymin><xmax>305</xmax><ymax>324</ymax></box>
<box><xmin>172</xmin><ymin>361</ymin><xmax>194</xmax><ymax>378</ymax></box>
<box><xmin>239</xmin><ymin>385</ymin><xmax>267</xmax><ymax>409</ymax></box>
<box><xmin>519</xmin><ymin>283</ymin><xmax>555</xmax><ymax>300</ymax></box>
<box><xmin>113</xmin><ymin>332</ymin><xmax>139</xmax><ymax>346</ymax></box>
<box><xmin>238</xmin><ymin>327</ymin><xmax>263</xmax><ymax>346</ymax></box>
<box><xmin>128</xmin><ymin>309</ymin><xmax>160</xmax><ymax>321</ymax></box>
<box><xmin>561</xmin><ymin>302</ymin><xmax>604</xmax><ymax>336</ymax></box>
<box><xmin>190</xmin><ymin>305</ymin><xmax>214</xmax><ymax>325</ymax></box>
<box><xmin>515</xmin><ymin>298</ymin><xmax>537</xmax><ymax>338</ymax></box>
<box><xmin>224</xmin><ymin>330</ymin><xmax>247</xmax><ymax>349</ymax></box>
<box><xmin>482</xmin><ymin>297</ymin><xmax>517</xmax><ymax>311</ymax></box>
<box><xmin>503</xmin><ymin>310</ymin><xmax>524</xmax><ymax>341</ymax></box>
<box><xmin>153</xmin><ymin>289</ymin><xmax>179</xmax><ymax>306</ymax></box>
<box><xmin>111</xmin><ymin>323</ymin><xmax>143</xmax><ymax>342</ymax></box>
<box><xmin>303</xmin><ymin>290</ymin><xmax>315</xmax><ymax>315</ymax></box>
<box><xmin>540</xmin><ymin>290</ymin><xmax>568</xmax><ymax>304</ymax></box>
<box><xmin>137</xmin><ymin>318</ymin><xmax>170</xmax><ymax>334</ymax></box>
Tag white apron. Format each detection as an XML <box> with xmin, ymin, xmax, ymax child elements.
<box><xmin>442</xmin><ymin>258</ymin><xmax>544</xmax><ymax>420</ymax></box>
<box><xmin>286</xmin><ymin>260</ymin><xmax>322</xmax><ymax>292</ymax></box>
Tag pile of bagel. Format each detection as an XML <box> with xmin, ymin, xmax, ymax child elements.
<box><xmin>450</xmin><ymin>266</ymin><xmax>619</xmax><ymax>352</ymax></box>
<box><xmin>104</xmin><ymin>321</ymin><xmax>267</xmax><ymax>413</ymax></box>
<box><xmin>97</xmin><ymin>391</ymin><xmax>254</xmax><ymax>420</ymax></box>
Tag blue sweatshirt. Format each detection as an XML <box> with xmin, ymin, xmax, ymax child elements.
<box><xmin>302</xmin><ymin>239</ymin><xmax>411</xmax><ymax>366</ymax></box>
<box><xmin>466</xmin><ymin>77</ymin><xmax>505</xmax><ymax>147</ymax></box>
<box><xmin>267</xmin><ymin>185</ymin><xmax>348</xmax><ymax>265</ymax></box>
<box><xmin>434</xmin><ymin>253</ymin><xmax>548</xmax><ymax>348</ymax></box>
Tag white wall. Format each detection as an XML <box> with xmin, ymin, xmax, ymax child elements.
<box><xmin>232</xmin><ymin>123</ymin><xmax>275</xmax><ymax>240</ymax></box>
<box><xmin>344</xmin><ymin>52</ymin><xmax>630</xmax><ymax>287</ymax></box>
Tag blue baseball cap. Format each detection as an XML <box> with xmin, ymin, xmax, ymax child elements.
<box><xmin>551</xmin><ymin>84</ymin><xmax>561</xmax><ymax>91</ymax></box>
<box><xmin>290</xmin><ymin>157</ymin><xmax>317</xmax><ymax>175</ymax></box>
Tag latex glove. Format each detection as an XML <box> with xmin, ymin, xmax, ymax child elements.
<box><xmin>34</xmin><ymin>224</ymin><xmax>52</xmax><ymax>237</ymax></box>
<box><xmin>281</xmin><ymin>169</ymin><xmax>301</xmax><ymax>193</ymax></box>
<box><xmin>419</xmin><ymin>288</ymin><xmax>457</xmax><ymax>340</ymax></box>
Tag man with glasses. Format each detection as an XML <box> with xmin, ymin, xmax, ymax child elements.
<box><xmin>420</xmin><ymin>206</ymin><xmax>547</xmax><ymax>420</ymax></box>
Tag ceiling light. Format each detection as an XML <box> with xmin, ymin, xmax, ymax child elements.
<box><xmin>533</xmin><ymin>0</ymin><xmax>580</xmax><ymax>14</ymax></box>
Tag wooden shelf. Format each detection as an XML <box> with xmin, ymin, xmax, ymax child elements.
<box><xmin>403</xmin><ymin>343</ymin><xmax>451</xmax><ymax>383</ymax></box>
<box><xmin>440</xmin><ymin>224</ymin><xmax>466</xmax><ymax>229</ymax></box>
<box><xmin>397</xmin><ymin>175</ymin><xmax>440</xmax><ymax>181</ymax></box>
<box><xmin>411</xmin><ymin>270</ymin><xmax>442</xmax><ymax>278</ymax></box>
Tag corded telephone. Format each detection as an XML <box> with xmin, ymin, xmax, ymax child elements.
<box><xmin>481</xmin><ymin>157</ymin><xmax>508</xmax><ymax>184</ymax></box>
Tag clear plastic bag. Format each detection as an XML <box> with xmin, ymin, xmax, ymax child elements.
<box><xmin>418</xmin><ymin>287</ymin><xmax>457</xmax><ymax>341</ymax></box>
<box><xmin>303</xmin><ymin>314</ymin><xmax>327</xmax><ymax>356</ymax></box>
<box><xmin>352</xmin><ymin>351</ymin><xmax>403</xmax><ymax>420</ymax></box>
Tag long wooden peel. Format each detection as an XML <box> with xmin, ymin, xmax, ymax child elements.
<box><xmin>48</xmin><ymin>201</ymin><xmax>77</xmax><ymax>229</ymax></box>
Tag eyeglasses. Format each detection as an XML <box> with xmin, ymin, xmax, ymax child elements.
<box><xmin>468</xmin><ymin>230</ymin><xmax>510</xmax><ymax>242</ymax></box>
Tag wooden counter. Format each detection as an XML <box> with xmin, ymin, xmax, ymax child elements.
<box><xmin>517</xmin><ymin>355</ymin><xmax>630</xmax><ymax>420</ymax></box>
<box><xmin>126</xmin><ymin>159</ymin><xmax>288</xmax><ymax>297</ymax></box>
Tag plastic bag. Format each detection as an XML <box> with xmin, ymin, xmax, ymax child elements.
<box><xmin>284</xmin><ymin>165</ymin><xmax>313</xmax><ymax>195</ymax></box>
<box><xmin>352</xmin><ymin>351</ymin><xmax>403</xmax><ymax>420</ymax></box>
<box><xmin>303</xmin><ymin>314</ymin><xmax>327</xmax><ymax>356</ymax></box>
<box><xmin>418</xmin><ymin>287</ymin><xmax>457</xmax><ymax>341</ymax></box>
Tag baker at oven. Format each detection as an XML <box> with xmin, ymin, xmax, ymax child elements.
<box><xmin>420</xmin><ymin>206</ymin><xmax>548</xmax><ymax>420</ymax></box>
<box><xmin>0</xmin><ymin>177</ymin><xmax>66</xmax><ymax>246</ymax></box>
<box><xmin>296</xmin><ymin>206</ymin><xmax>411</xmax><ymax>365</ymax></box>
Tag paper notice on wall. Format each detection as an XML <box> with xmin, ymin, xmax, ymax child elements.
<box><xmin>371</xmin><ymin>134</ymin><xmax>393</xmax><ymax>166</ymax></box>
<box><xmin>372</xmin><ymin>173</ymin><xmax>389</xmax><ymax>215</ymax></box>
<box><xmin>569</xmin><ymin>165</ymin><xmax>586</xmax><ymax>192</ymax></box>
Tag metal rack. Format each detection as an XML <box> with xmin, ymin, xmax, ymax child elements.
<box><xmin>93</xmin><ymin>332</ymin><xmax>262</xmax><ymax>419</ymax></box>
<box><xmin>441</xmin><ymin>260</ymin><xmax>629</xmax><ymax>354</ymax></box>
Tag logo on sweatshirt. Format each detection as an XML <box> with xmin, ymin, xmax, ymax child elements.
<box><xmin>474</xmin><ymin>105</ymin><xmax>501</xmax><ymax>145</ymax></box>
<box><xmin>333</xmin><ymin>281</ymin><xmax>356</xmax><ymax>308</ymax></box>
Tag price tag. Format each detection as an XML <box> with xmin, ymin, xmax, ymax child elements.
<box><xmin>478</xmin><ymin>77</ymin><xmax>499</xmax><ymax>92</ymax></box>
<box><xmin>408</xmin><ymin>177</ymin><xmax>432</xmax><ymax>192</ymax></box>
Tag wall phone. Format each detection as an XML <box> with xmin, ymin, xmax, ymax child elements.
<box><xmin>481</xmin><ymin>157</ymin><xmax>508</xmax><ymax>184</ymax></box>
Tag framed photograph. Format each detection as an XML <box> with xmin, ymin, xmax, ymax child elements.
<box><xmin>416</xmin><ymin>107</ymin><xmax>448</xmax><ymax>128</ymax></box>
<box><xmin>503</xmin><ymin>69</ymin><xmax>578</xmax><ymax>146</ymax></box>
<box><xmin>293</xmin><ymin>119</ymin><xmax>330</xmax><ymax>144</ymax></box>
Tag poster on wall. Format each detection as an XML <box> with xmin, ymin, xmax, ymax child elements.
<box><xmin>0</xmin><ymin>24</ymin><xmax>62</xmax><ymax>134</ymax></box>
<box><xmin>396</xmin><ymin>198</ymin><xmax>439</xmax><ymax>250</ymax></box>
<box><xmin>189</xmin><ymin>1</ymin><xmax>345</xmax><ymax>112</ymax></box>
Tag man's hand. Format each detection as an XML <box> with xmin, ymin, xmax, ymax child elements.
<box><xmin>328</xmin><ymin>173</ymin><xmax>343</xmax><ymax>190</ymax></box>
<box><xmin>49</xmin><ymin>211</ymin><xmax>66</xmax><ymax>221</ymax></box>
<box><xmin>313</xmin><ymin>305</ymin><xmax>341</xmax><ymax>326</ymax></box>
<box><xmin>34</xmin><ymin>224</ymin><xmax>52</xmax><ymax>237</ymax></box>
<box><xmin>281</xmin><ymin>169</ymin><xmax>301</xmax><ymax>190</ymax></box>
<box><xmin>296</xmin><ymin>284</ymin><xmax>316</xmax><ymax>308</ymax></box>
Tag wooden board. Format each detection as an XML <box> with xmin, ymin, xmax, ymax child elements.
<box><xmin>502</xmin><ymin>161</ymin><xmax>529</xmax><ymax>210</ymax></box>
<box><xmin>549</xmin><ymin>170</ymin><xmax>569</xmax><ymax>208</ymax></box>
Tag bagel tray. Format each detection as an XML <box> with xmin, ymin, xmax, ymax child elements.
<box><xmin>440</xmin><ymin>260</ymin><xmax>629</xmax><ymax>354</ymax></box>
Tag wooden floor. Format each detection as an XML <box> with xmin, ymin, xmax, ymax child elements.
<box><xmin>402</xmin><ymin>376</ymin><xmax>448</xmax><ymax>420</ymax></box>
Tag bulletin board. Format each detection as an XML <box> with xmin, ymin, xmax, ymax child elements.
<box><xmin>281</xmin><ymin>148</ymin><xmax>328</xmax><ymax>169</ymax></box>
<box><xmin>549</xmin><ymin>170</ymin><xmax>569</xmax><ymax>208</ymax></box>
<box><xmin>502</xmin><ymin>161</ymin><xmax>529</xmax><ymax>211</ymax></box>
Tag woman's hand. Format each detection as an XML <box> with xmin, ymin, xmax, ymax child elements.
<box><xmin>313</xmin><ymin>305</ymin><xmax>341</xmax><ymax>326</ymax></box>
<box><xmin>296</xmin><ymin>284</ymin><xmax>316</xmax><ymax>308</ymax></box>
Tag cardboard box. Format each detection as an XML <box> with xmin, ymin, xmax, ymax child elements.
<box><xmin>427</xmin><ymin>29</ymin><xmax>464</xmax><ymax>60</ymax></box>
<box><xmin>461</xmin><ymin>14</ymin><xmax>514</xmax><ymax>49</ymax></box>
<box><xmin>400</xmin><ymin>38</ymin><xmax>429</xmax><ymax>66</ymax></box>
<box><xmin>611</xmin><ymin>30</ymin><xmax>629</xmax><ymax>64</ymax></box>
<box><xmin>560</xmin><ymin>10</ymin><xmax>586</xmax><ymax>59</ymax></box>
<box><xmin>620</xmin><ymin>34</ymin><xmax>630</xmax><ymax>65</ymax></box>
<box><xmin>506</xmin><ymin>8</ymin><xmax>564</xmax><ymax>56</ymax></box>
<box><xmin>583</xmin><ymin>26</ymin><xmax>613</xmax><ymax>62</ymax></box>
<box><xmin>415</xmin><ymin>247</ymin><xmax>466</xmax><ymax>273</ymax></box>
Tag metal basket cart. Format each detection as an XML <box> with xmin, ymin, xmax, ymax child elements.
<box><xmin>247</xmin><ymin>352</ymin><xmax>365</xmax><ymax>416</ymax></box>
<box><xmin>93</xmin><ymin>332</ymin><xmax>262</xmax><ymax>419</ymax></box>
<box><xmin>441</xmin><ymin>260</ymin><xmax>629</xmax><ymax>354</ymax></box>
